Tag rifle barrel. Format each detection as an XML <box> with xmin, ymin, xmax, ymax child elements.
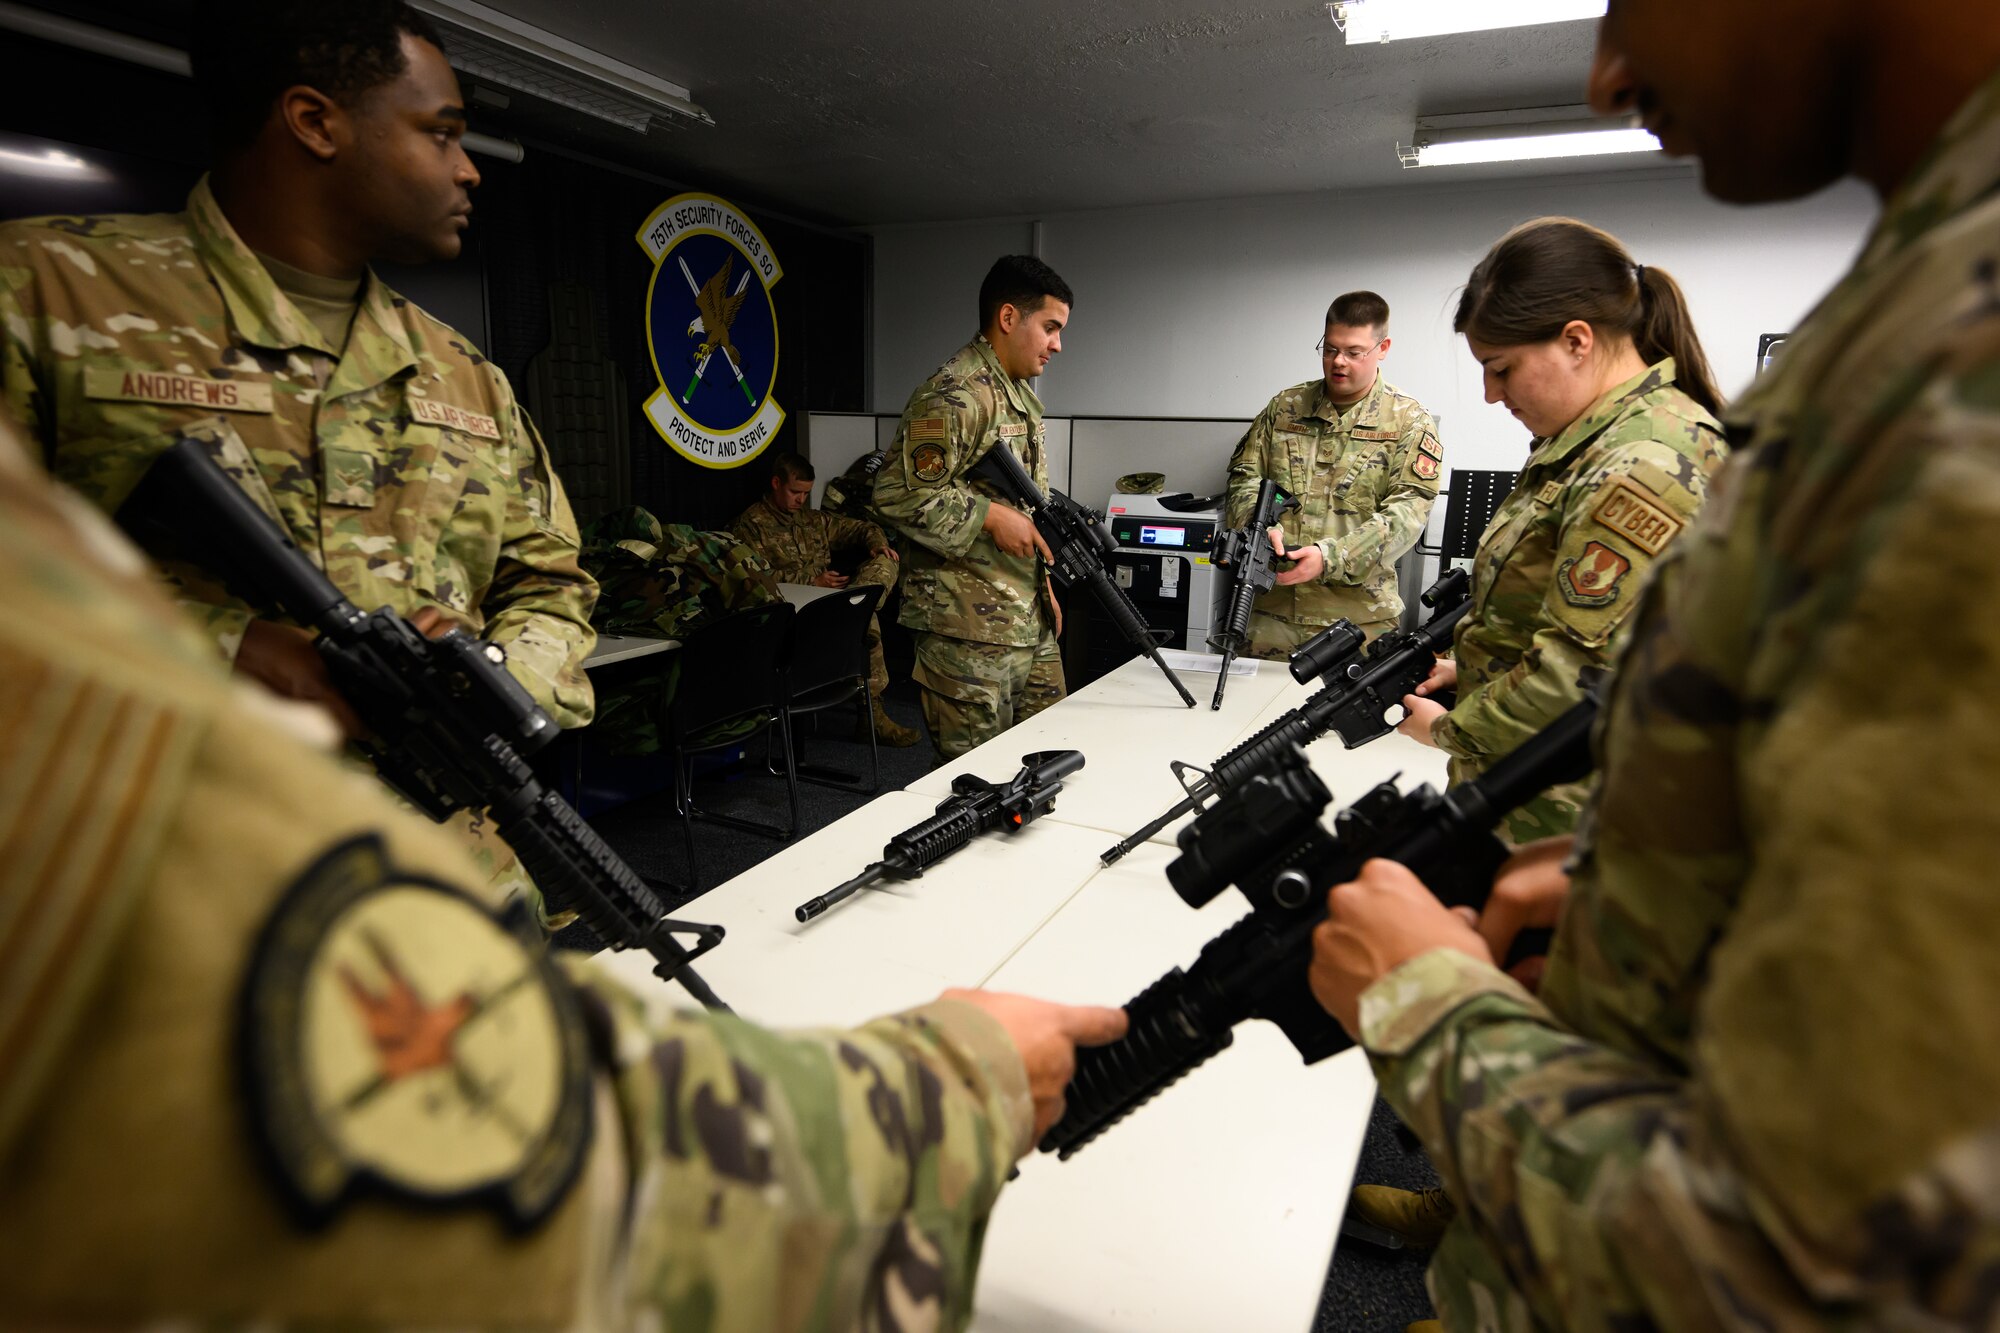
<box><xmin>796</xmin><ymin>861</ymin><xmax>891</xmax><ymax>921</ymax></box>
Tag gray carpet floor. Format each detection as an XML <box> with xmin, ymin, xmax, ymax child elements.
<box><xmin>576</xmin><ymin>678</ymin><xmax>1441</xmax><ymax>1333</ymax></box>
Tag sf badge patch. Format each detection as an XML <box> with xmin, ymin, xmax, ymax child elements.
<box><xmin>1559</xmin><ymin>540</ymin><xmax>1633</xmax><ymax>607</ymax></box>
<box><xmin>240</xmin><ymin>835</ymin><xmax>593</xmax><ymax>1232</ymax></box>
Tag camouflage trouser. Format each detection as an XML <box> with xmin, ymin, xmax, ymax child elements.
<box><xmin>1243</xmin><ymin>611</ymin><xmax>1395</xmax><ymax>663</ymax></box>
<box><xmin>1427</xmin><ymin>1221</ymin><xmax>1541</xmax><ymax>1333</ymax></box>
<box><xmin>910</xmin><ymin>631</ymin><xmax>1066</xmax><ymax>759</ymax></box>
<box><xmin>854</xmin><ymin>550</ymin><xmax>899</xmax><ymax>699</ymax></box>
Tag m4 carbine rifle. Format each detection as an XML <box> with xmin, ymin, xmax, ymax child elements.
<box><xmin>1099</xmin><ymin>568</ymin><xmax>1473</xmax><ymax>865</ymax></box>
<box><xmin>1043</xmin><ymin>697</ymin><xmax>1597</xmax><ymax>1159</ymax></box>
<box><xmin>797</xmin><ymin>749</ymin><xmax>1085</xmax><ymax>922</ymax></box>
<box><xmin>972</xmin><ymin>443</ymin><xmax>1197</xmax><ymax>709</ymax></box>
<box><xmin>120</xmin><ymin>439</ymin><xmax>728</xmax><ymax>1010</ymax></box>
<box><xmin>1205</xmin><ymin>478</ymin><xmax>1299</xmax><ymax>710</ymax></box>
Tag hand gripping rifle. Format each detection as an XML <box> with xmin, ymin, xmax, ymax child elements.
<box><xmin>1098</xmin><ymin>568</ymin><xmax>1472</xmax><ymax>865</ymax></box>
<box><xmin>796</xmin><ymin>749</ymin><xmax>1085</xmax><ymax>922</ymax></box>
<box><xmin>972</xmin><ymin>444</ymin><xmax>1197</xmax><ymax>709</ymax></box>
<box><xmin>119</xmin><ymin>439</ymin><xmax>729</xmax><ymax>1011</ymax></box>
<box><xmin>1205</xmin><ymin>479</ymin><xmax>1299</xmax><ymax>710</ymax></box>
<box><xmin>1042</xmin><ymin>697</ymin><xmax>1597</xmax><ymax>1159</ymax></box>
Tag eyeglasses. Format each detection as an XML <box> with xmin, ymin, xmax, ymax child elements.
<box><xmin>1316</xmin><ymin>339</ymin><xmax>1383</xmax><ymax>362</ymax></box>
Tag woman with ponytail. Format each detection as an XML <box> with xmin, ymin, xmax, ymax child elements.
<box><xmin>1346</xmin><ymin>217</ymin><xmax>1730</xmax><ymax>1258</ymax></box>
<box><xmin>1398</xmin><ymin>218</ymin><xmax>1729</xmax><ymax>847</ymax></box>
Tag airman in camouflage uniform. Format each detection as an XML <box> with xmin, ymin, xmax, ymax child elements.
<box><xmin>579</xmin><ymin>506</ymin><xmax>782</xmax><ymax>754</ymax></box>
<box><xmin>0</xmin><ymin>177</ymin><xmax>595</xmax><ymax>904</ymax></box>
<box><xmin>1225</xmin><ymin>314</ymin><xmax>1442</xmax><ymax>657</ymax></box>
<box><xmin>730</xmin><ymin>458</ymin><xmax>919</xmax><ymax>745</ymax></box>
<box><xmin>1430</xmin><ymin>360</ymin><xmax>1723</xmax><ymax>843</ymax></box>
<box><xmin>0</xmin><ymin>402</ymin><xmax>1126</xmax><ymax>1332</ymax></box>
<box><xmin>1314</xmin><ymin>24</ymin><xmax>2000</xmax><ymax>1333</ymax></box>
<box><xmin>875</xmin><ymin>336</ymin><xmax>1064</xmax><ymax>758</ymax></box>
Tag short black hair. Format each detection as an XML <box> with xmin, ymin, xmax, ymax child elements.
<box><xmin>1325</xmin><ymin>291</ymin><xmax>1390</xmax><ymax>334</ymax></box>
<box><xmin>979</xmin><ymin>255</ymin><xmax>1073</xmax><ymax>330</ymax></box>
<box><xmin>189</xmin><ymin>0</ymin><xmax>449</xmax><ymax>149</ymax></box>
<box><xmin>770</xmin><ymin>452</ymin><xmax>814</xmax><ymax>484</ymax></box>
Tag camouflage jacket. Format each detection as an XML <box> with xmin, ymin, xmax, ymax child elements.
<box><xmin>0</xmin><ymin>409</ymin><xmax>1034</xmax><ymax>1332</ymax></box>
<box><xmin>581</xmin><ymin>505</ymin><xmax>780</xmax><ymax>640</ymax></box>
<box><xmin>1433</xmin><ymin>359</ymin><xmax>1724</xmax><ymax>843</ymax></box>
<box><xmin>873</xmin><ymin>338</ymin><xmax>1052</xmax><ymax>647</ymax></box>
<box><xmin>0</xmin><ymin>176</ymin><xmax>597</xmax><ymax>726</ymax></box>
<box><xmin>1362</xmin><ymin>73</ymin><xmax>2000</xmax><ymax>1331</ymax></box>
<box><xmin>729</xmin><ymin>495</ymin><xmax>887</xmax><ymax>585</ymax></box>
<box><xmin>1224</xmin><ymin>375</ymin><xmax>1440</xmax><ymax>629</ymax></box>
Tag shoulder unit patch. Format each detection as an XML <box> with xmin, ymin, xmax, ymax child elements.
<box><xmin>910</xmin><ymin>441</ymin><xmax>949</xmax><ymax>483</ymax></box>
<box><xmin>239</xmin><ymin>835</ymin><xmax>593</xmax><ymax>1232</ymax></box>
<box><xmin>1558</xmin><ymin>540</ymin><xmax>1633</xmax><ymax>607</ymax></box>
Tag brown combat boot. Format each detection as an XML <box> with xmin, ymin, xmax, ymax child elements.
<box><xmin>1346</xmin><ymin>1184</ymin><xmax>1458</xmax><ymax>1249</ymax></box>
<box><xmin>872</xmin><ymin>701</ymin><xmax>921</xmax><ymax>747</ymax></box>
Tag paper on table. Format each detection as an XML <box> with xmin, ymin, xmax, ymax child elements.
<box><xmin>1157</xmin><ymin>647</ymin><xmax>1258</xmax><ymax>677</ymax></box>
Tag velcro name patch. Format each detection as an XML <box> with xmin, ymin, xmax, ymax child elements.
<box><xmin>997</xmin><ymin>422</ymin><xmax>1028</xmax><ymax>439</ymax></box>
<box><xmin>84</xmin><ymin>366</ymin><xmax>272</xmax><ymax>413</ymax></box>
<box><xmin>410</xmin><ymin>398</ymin><xmax>502</xmax><ymax>441</ymax></box>
<box><xmin>1591</xmin><ymin>476</ymin><xmax>1682</xmax><ymax>555</ymax></box>
<box><xmin>907</xmin><ymin>416</ymin><xmax>947</xmax><ymax>444</ymax></box>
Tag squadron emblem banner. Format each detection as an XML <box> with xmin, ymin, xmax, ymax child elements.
<box><xmin>637</xmin><ymin>192</ymin><xmax>786</xmax><ymax>469</ymax></box>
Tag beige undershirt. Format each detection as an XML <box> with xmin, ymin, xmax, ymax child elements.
<box><xmin>254</xmin><ymin>250</ymin><xmax>363</xmax><ymax>353</ymax></box>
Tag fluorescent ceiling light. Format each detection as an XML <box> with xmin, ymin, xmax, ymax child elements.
<box><xmin>411</xmin><ymin>0</ymin><xmax>711</xmax><ymax>130</ymax></box>
<box><xmin>1329</xmin><ymin>0</ymin><xmax>1606</xmax><ymax>43</ymax></box>
<box><xmin>1398</xmin><ymin>109</ymin><xmax>1660</xmax><ymax>168</ymax></box>
<box><xmin>1401</xmin><ymin>127</ymin><xmax>1660</xmax><ymax>167</ymax></box>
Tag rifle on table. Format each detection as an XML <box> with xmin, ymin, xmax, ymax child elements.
<box><xmin>972</xmin><ymin>443</ymin><xmax>1197</xmax><ymax>709</ymax></box>
<box><xmin>1098</xmin><ymin>568</ymin><xmax>1472</xmax><ymax>865</ymax></box>
<box><xmin>1206</xmin><ymin>479</ymin><xmax>1299</xmax><ymax>710</ymax></box>
<box><xmin>796</xmin><ymin>750</ymin><xmax>1085</xmax><ymax>922</ymax></box>
<box><xmin>1042</xmin><ymin>698</ymin><xmax>1597</xmax><ymax>1160</ymax></box>
<box><xmin>120</xmin><ymin>439</ymin><xmax>729</xmax><ymax>1011</ymax></box>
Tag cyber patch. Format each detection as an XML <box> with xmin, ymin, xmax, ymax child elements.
<box><xmin>911</xmin><ymin>442</ymin><xmax>949</xmax><ymax>483</ymax></box>
<box><xmin>239</xmin><ymin>835</ymin><xmax>593</xmax><ymax>1232</ymax></box>
<box><xmin>1590</xmin><ymin>476</ymin><xmax>1682</xmax><ymax>555</ymax></box>
<box><xmin>1559</xmin><ymin>540</ymin><xmax>1633</xmax><ymax>607</ymax></box>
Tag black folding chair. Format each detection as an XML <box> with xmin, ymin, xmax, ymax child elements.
<box><xmin>661</xmin><ymin>601</ymin><xmax>799</xmax><ymax>891</ymax></box>
<box><xmin>782</xmin><ymin>584</ymin><xmax>883</xmax><ymax>793</ymax></box>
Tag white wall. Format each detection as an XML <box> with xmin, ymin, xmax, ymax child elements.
<box><xmin>870</xmin><ymin>168</ymin><xmax>1879</xmax><ymax>478</ymax></box>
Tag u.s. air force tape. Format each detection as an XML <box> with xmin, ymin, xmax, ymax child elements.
<box><xmin>239</xmin><ymin>834</ymin><xmax>593</xmax><ymax>1232</ymax></box>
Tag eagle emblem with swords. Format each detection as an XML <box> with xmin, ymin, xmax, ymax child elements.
<box><xmin>637</xmin><ymin>192</ymin><xmax>787</xmax><ymax>469</ymax></box>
